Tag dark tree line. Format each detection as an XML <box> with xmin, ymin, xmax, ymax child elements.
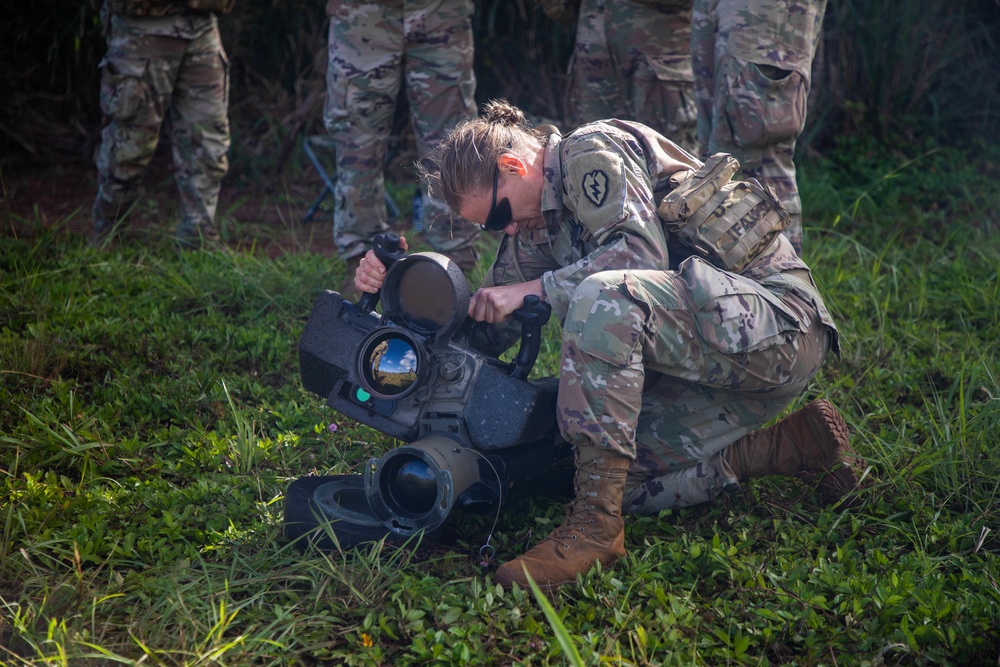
<box><xmin>2</xmin><ymin>0</ymin><xmax>998</xmax><ymax>171</ymax></box>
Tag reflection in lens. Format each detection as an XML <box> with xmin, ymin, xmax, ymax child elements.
<box><xmin>395</xmin><ymin>261</ymin><xmax>453</xmax><ymax>333</ymax></box>
<box><xmin>364</xmin><ymin>336</ymin><xmax>418</xmax><ymax>397</ymax></box>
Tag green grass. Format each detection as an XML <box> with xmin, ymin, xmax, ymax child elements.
<box><xmin>2</xmin><ymin>140</ymin><xmax>999</xmax><ymax>665</ymax></box>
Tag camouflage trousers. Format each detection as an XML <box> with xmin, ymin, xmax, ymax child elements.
<box><xmin>569</xmin><ymin>0</ymin><xmax>698</xmax><ymax>153</ymax></box>
<box><xmin>555</xmin><ymin>259</ymin><xmax>831</xmax><ymax>515</ymax></box>
<box><xmin>691</xmin><ymin>0</ymin><xmax>828</xmax><ymax>253</ymax></box>
<box><xmin>93</xmin><ymin>16</ymin><xmax>230</xmax><ymax>240</ymax></box>
<box><xmin>324</xmin><ymin>0</ymin><xmax>479</xmax><ymax>260</ymax></box>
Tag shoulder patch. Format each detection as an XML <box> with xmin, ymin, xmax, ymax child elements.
<box><xmin>563</xmin><ymin>148</ymin><xmax>628</xmax><ymax>236</ymax></box>
<box><xmin>582</xmin><ymin>170</ymin><xmax>609</xmax><ymax>206</ymax></box>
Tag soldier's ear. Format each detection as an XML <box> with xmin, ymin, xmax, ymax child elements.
<box><xmin>498</xmin><ymin>154</ymin><xmax>528</xmax><ymax>177</ymax></box>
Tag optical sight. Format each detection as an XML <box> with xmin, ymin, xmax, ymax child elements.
<box><xmin>286</xmin><ymin>236</ymin><xmax>571</xmax><ymax>549</ymax></box>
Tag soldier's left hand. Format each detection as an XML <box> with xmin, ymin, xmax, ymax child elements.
<box><xmin>469</xmin><ymin>279</ymin><xmax>544</xmax><ymax>323</ymax></box>
<box><xmin>355</xmin><ymin>236</ymin><xmax>409</xmax><ymax>294</ymax></box>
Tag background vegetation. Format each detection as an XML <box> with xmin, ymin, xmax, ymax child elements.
<box><xmin>2</xmin><ymin>135</ymin><xmax>998</xmax><ymax>666</ymax></box>
<box><xmin>2</xmin><ymin>0</ymin><xmax>1000</xmax><ymax>665</ymax></box>
<box><xmin>2</xmin><ymin>0</ymin><xmax>998</xmax><ymax>169</ymax></box>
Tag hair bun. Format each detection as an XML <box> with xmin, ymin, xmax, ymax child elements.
<box><xmin>482</xmin><ymin>99</ymin><xmax>526</xmax><ymax>127</ymax></box>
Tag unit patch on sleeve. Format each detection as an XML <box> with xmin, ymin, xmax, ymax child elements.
<box><xmin>582</xmin><ymin>170</ymin><xmax>609</xmax><ymax>207</ymax></box>
<box><xmin>564</xmin><ymin>148</ymin><xmax>628</xmax><ymax>236</ymax></box>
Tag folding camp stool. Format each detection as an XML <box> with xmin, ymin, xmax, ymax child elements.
<box><xmin>300</xmin><ymin>135</ymin><xmax>401</xmax><ymax>224</ymax></box>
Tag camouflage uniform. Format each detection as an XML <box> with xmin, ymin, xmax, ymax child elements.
<box><xmin>691</xmin><ymin>0</ymin><xmax>828</xmax><ymax>253</ymax></box>
<box><xmin>568</xmin><ymin>0</ymin><xmax>698</xmax><ymax>153</ymax></box>
<box><xmin>93</xmin><ymin>1</ymin><xmax>231</xmax><ymax>244</ymax></box>
<box><xmin>324</xmin><ymin>0</ymin><xmax>479</xmax><ymax>261</ymax></box>
<box><xmin>476</xmin><ymin>121</ymin><xmax>839</xmax><ymax>513</ymax></box>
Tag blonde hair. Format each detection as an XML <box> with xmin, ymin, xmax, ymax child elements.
<box><xmin>423</xmin><ymin>99</ymin><xmax>544</xmax><ymax>212</ymax></box>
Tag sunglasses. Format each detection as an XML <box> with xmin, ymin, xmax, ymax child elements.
<box><xmin>483</xmin><ymin>165</ymin><xmax>513</xmax><ymax>231</ymax></box>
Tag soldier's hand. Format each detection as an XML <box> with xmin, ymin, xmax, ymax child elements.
<box><xmin>355</xmin><ymin>236</ymin><xmax>408</xmax><ymax>294</ymax></box>
<box><xmin>469</xmin><ymin>279</ymin><xmax>544</xmax><ymax>324</ymax></box>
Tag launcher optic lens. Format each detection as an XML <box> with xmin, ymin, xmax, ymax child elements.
<box><xmin>357</xmin><ymin>330</ymin><xmax>423</xmax><ymax>399</ymax></box>
<box><xmin>381</xmin><ymin>455</ymin><xmax>438</xmax><ymax>516</ymax></box>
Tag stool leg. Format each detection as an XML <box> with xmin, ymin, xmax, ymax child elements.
<box><xmin>300</xmin><ymin>136</ymin><xmax>400</xmax><ymax>225</ymax></box>
<box><xmin>302</xmin><ymin>137</ymin><xmax>338</xmax><ymax>225</ymax></box>
<box><xmin>302</xmin><ymin>186</ymin><xmax>332</xmax><ymax>225</ymax></box>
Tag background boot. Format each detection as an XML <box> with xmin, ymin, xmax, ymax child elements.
<box><xmin>495</xmin><ymin>445</ymin><xmax>630</xmax><ymax>593</ymax></box>
<box><xmin>723</xmin><ymin>399</ymin><xmax>864</xmax><ymax>506</ymax></box>
<box><xmin>90</xmin><ymin>197</ymin><xmax>128</xmax><ymax>247</ymax></box>
<box><xmin>174</xmin><ymin>224</ymin><xmax>222</xmax><ymax>251</ymax></box>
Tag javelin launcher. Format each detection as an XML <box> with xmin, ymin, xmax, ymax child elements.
<box><xmin>285</xmin><ymin>234</ymin><xmax>571</xmax><ymax>549</ymax></box>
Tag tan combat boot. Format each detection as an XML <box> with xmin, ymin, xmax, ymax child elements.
<box><xmin>724</xmin><ymin>399</ymin><xmax>864</xmax><ymax>506</ymax></box>
<box><xmin>495</xmin><ymin>445</ymin><xmax>630</xmax><ymax>593</ymax></box>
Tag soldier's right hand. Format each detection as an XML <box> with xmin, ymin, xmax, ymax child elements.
<box><xmin>354</xmin><ymin>236</ymin><xmax>408</xmax><ymax>294</ymax></box>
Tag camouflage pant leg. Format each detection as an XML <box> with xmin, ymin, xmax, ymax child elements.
<box><xmin>691</xmin><ymin>0</ymin><xmax>828</xmax><ymax>252</ymax></box>
<box><xmin>403</xmin><ymin>0</ymin><xmax>479</xmax><ymax>255</ymax></box>
<box><xmin>324</xmin><ymin>2</ymin><xmax>402</xmax><ymax>259</ymax></box>
<box><xmin>557</xmin><ymin>263</ymin><xmax>830</xmax><ymax>509</ymax></box>
<box><xmin>609</xmin><ymin>0</ymin><xmax>697</xmax><ymax>153</ymax></box>
<box><xmin>622</xmin><ymin>312</ymin><xmax>828</xmax><ymax>516</ymax></box>
<box><xmin>93</xmin><ymin>29</ymin><xmax>179</xmax><ymax>232</ymax></box>
<box><xmin>557</xmin><ymin>273</ymin><xmax>647</xmax><ymax>461</ymax></box>
<box><xmin>621</xmin><ymin>380</ymin><xmax>792</xmax><ymax>514</ymax></box>
<box><xmin>169</xmin><ymin>25</ymin><xmax>231</xmax><ymax>239</ymax></box>
<box><xmin>569</xmin><ymin>0</ymin><xmax>697</xmax><ymax>153</ymax></box>
<box><xmin>568</xmin><ymin>0</ymin><xmax>618</xmax><ymax>128</ymax></box>
<box><xmin>623</xmin><ymin>451</ymin><xmax>735</xmax><ymax>514</ymax></box>
<box><xmin>94</xmin><ymin>23</ymin><xmax>229</xmax><ymax>237</ymax></box>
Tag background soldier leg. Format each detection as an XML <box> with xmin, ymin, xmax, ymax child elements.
<box><xmin>93</xmin><ymin>31</ymin><xmax>179</xmax><ymax>241</ymax></box>
<box><xmin>325</xmin><ymin>2</ymin><xmax>401</xmax><ymax>262</ymax></box>
<box><xmin>692</xmin><ymin>0</ymin><xmax>827</xmax><ymax>253</ymax></box>
<box><xmin>170</xmin><ymin>25</ymin><xmax>231</xmax><ymax>246</ymax></box>
<box><xmin>569</xmin><ymin>0</ymin><xmax>697</xmax><ymax>152</ymax></box>
<box><xmin>568</xmin><ymin>0</ymin><xmax>618</xmax><ymax>128</ymax></box>
<box><xmin>404</xmin><ymin>0</ymin><xmax>479</xmax><ymax>268</ymax></box>
<box><xmin>606</xmin><ymin>0</ymin><xmax>697</xmax><ymax>152</ymax></box>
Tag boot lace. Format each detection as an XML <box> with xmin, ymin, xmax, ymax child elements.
<box><xmin>544</xmin><ymin>474</ymin><xmax>602</xmax><ymax>548</ymax></box>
